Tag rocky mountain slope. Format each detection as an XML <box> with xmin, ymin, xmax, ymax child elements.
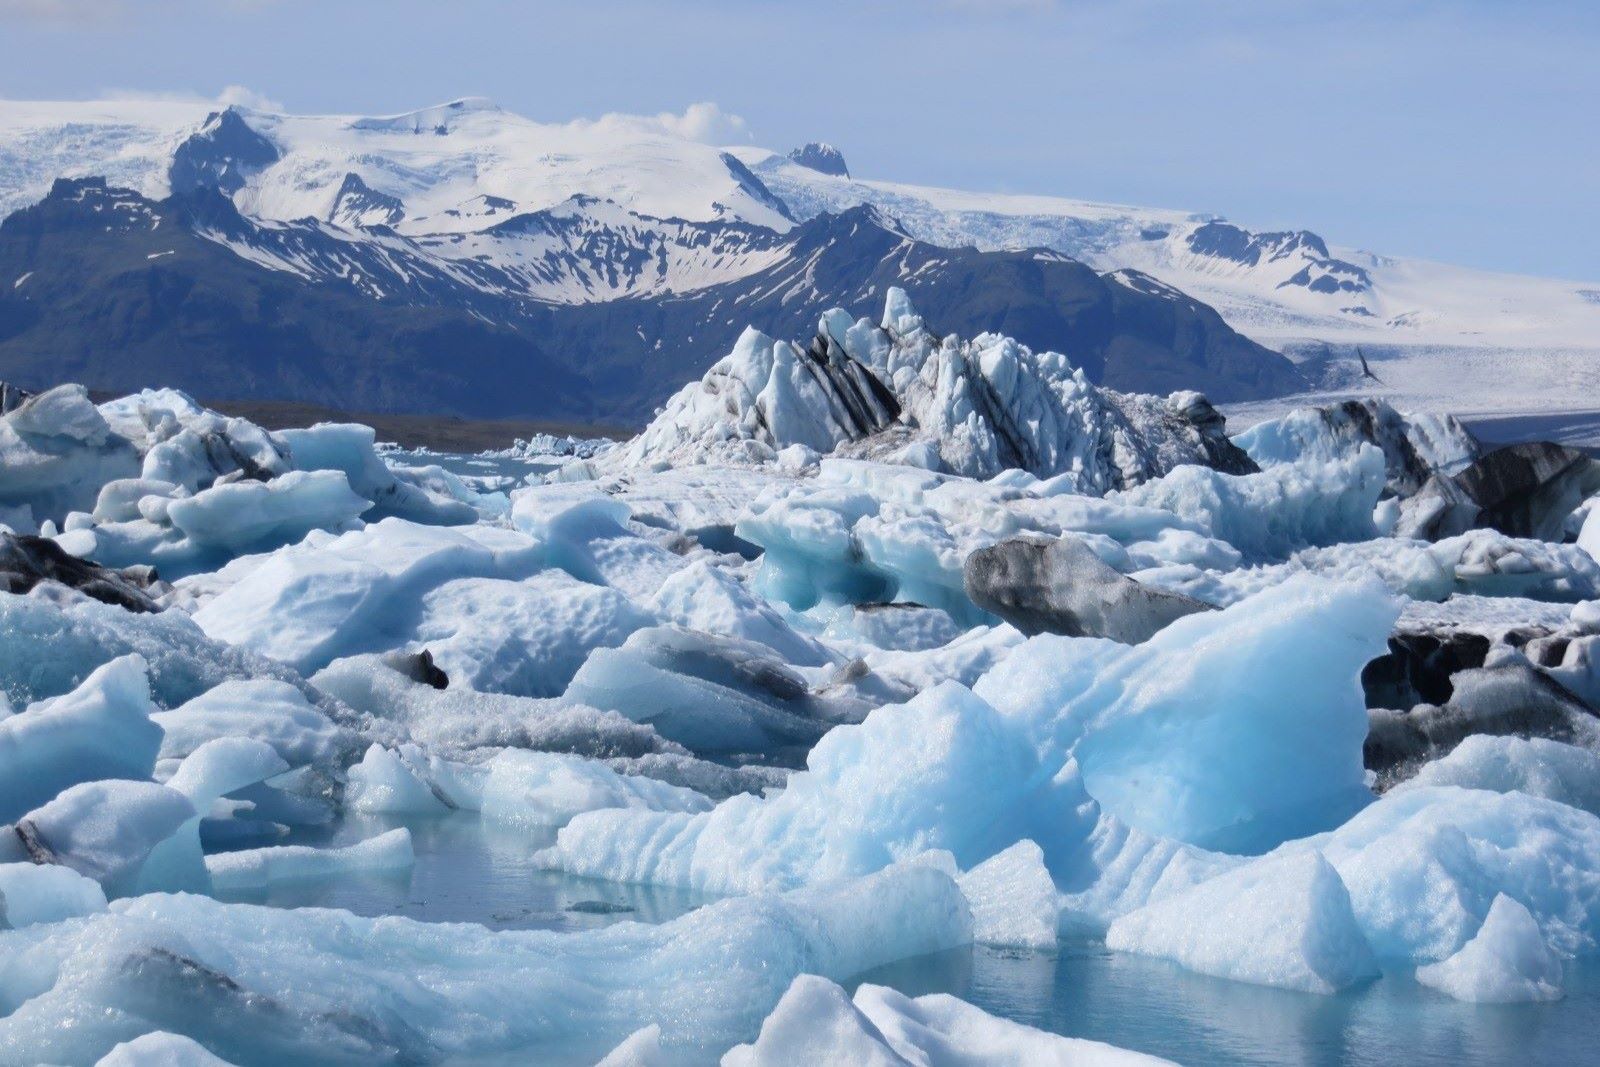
<box><xmin>0</xmin><ymin>177</ymin><xmax>1296</xmax><ymax>422</ymax></box>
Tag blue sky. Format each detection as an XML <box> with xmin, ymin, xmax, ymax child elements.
<box><xmin>2</xmin><ymin>0</ymin><xmax>1596</xmax><ymax>279</ymax></box>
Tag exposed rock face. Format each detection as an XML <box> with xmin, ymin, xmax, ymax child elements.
<box><xmin>963</xmin><ymin>535</ymin><xmax>1213</xmax><ymax>641</ymax></box>
<box><xmin>1365</xmin><ymin>662</ymin><xmax>1599</xmax><ymax>788</ymax></box>
<box><xmin>327</xmin><ymin>172</ymin><xmax>406</xmax><ymax>229</ymax></box>
<box><xmin>168</xmin><ymin>107</ymin><xmax>280</xmax><ymax>197</ymax></box>
<box><xmin>787</xmin><ymin>143</ymin><xmax>850</xmax><ymax>178</ymax></box>
<box><xmin>1396</xmin><ymin>442</ymin><xmax>1600</xmax><ymax>542</ymax></box>
<box><xmin>0</xmin><ymin>533</ymin><xmax>159</xmax><ymax>612</ymax></box>
<box><xmin>1362</xmin><ymin>630</ymin><xmax>1497</xmax><ymax>710</ymax></box>
<box><xmin>0</xmin><ymin>381</ymin><xmax>30</xmax><ymax>415</ymax></box>
<box><xmin>620</xmin><ymin>290</ymin><xmax>1258</xmax><ymax>489</ymax></box>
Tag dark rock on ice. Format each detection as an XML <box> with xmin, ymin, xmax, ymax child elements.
<box><xmin>1396</xmin><ymin>442</ymin><xmax>1600</xmax><ymax>542</ymax></box>
<box><xmin>964</xmin><ymin>535</ymin><xmax>1213</xmax><ymax>641</ymax></box>
<box><xmin>1319</xmin><ymin>399</ymin><xmax>1476</xmax><ymax>497</ymax></box>
<box><xmin>1162</xmin><ymin>391</ymin><xmax>1259</xmax><ymax>477</ymax></box>
<box><xmin>381</xmin><ymin>648</ymin><xmax>449</xmax><ymax>690</ymax></box>
<box><xmin>0</xmin><ymin>380</ymin><xmax>30</xmax><ymax>415</ymax></box>
<box><xmin>0</xmin><ymin>533</ymin><xmax>160</xmax><ymax>612</ymax></box>
<box><xmin>168</xmin><ymin>107</ymin><xmax>281</xmax><ymax>198</ymax></box>
<box><xmin>1361</xmin><ymin>629</ymin><xmax>1495</xmax><ymax>710</ymax></box>
<box><xmin>787</xmin><ymin>142</ymin><xmax>850</xmax><ymax>178</ymax></box>
<box><xmin>1365</xmin><ymin>661</ymin><xmax>1600</xmax><ymax>788</ymax></box>
<box><xmin>565</xmin><ymin>626</ymin><xmax>871</xmax><ymax>761</ymax></box>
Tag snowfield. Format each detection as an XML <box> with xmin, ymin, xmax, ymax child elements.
<box><xmin>3</xmin><ymin>291</ymin><xmax>1600</xmax><ymax>1063</ymax></box>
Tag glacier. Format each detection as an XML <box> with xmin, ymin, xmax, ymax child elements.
<box><xmin>1</xmin><ymin>290</ymin><xmax>1599</xmax><ymax>1063</ymax></box>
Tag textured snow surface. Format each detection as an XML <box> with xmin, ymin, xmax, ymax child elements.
<box><xmin>0</xmin><ymin>864</ymin><xmax>969</xmax><ymax>1064</ymax></box>
<box><xmin>539</xmin><ymin>576</ymin><xmax>1397</xmax><ymax>892</ymax></box>
<box><xmin>956</xmin><ymin>840</ymin><xmax>1061</xmax><ymax>950</ymax></box>
<box><xmin>1107</xmin><ymin>851</ymin><xmax>1379</xmax><ymax>993</ymax></box>
<box><xmin>1394</xmin><ymin>735</ymin><xmax>1600</xmax><ymax>815</ymax></box>
<box><xmin>1414</xmin><ymin>893</ymin><xmax>1564</xmax><ymax>1002</ymax></box>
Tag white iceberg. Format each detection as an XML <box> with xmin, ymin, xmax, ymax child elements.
<box><xmin>0</xmin><ymin>863</ymin><xmax>970</xmax><ymax>1064</ymax></box>
<box><xmin>724</xmin><ymin>974</ymin><xmax>1176</xmax><ymax>1066</ymax></box>
<box><xmin>1414</xmin><ymin>893</ymin><xmax>1564</xmax><ymax>1002</ymax></box>
<box><xmin>1106</xmin><ymin>851</ymin><xmax>1379</xmax><ymax>993</ymax></box>
<box><xmin>0</xmin><ymin>654</ymin><xmax>161</xmax><ymax>823</ymax></box>
<box><xmin>205</xmin><ymin>827</ymin><xmax>415</xmax><ymax>891</ymax></box>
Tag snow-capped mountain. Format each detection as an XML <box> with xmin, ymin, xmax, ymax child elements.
<box><xmin>0</xmin><ymin>98</ymin><xmax>794</xmax><ymax>233</ymax></box>
<box><xmin>736</xmin><ymin>148</ymin><xmax>1600</xmax><ymax>426</ymax></box>
<box><xmin>2</xmin><ymin>96</ymin><xmax>1596</xmax><ymax>429</ymax></box>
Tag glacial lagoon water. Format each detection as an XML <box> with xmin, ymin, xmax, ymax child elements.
<box><xmin>215</xmin><ymin>812</ymin><xmax>1599</xmax><ymax>1066</ymax></box>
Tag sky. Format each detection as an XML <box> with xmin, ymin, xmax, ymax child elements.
<box><xmin>1</xmin><ymin>0</ymin><xmax>1596</xmax><ymax>279</ymax></box>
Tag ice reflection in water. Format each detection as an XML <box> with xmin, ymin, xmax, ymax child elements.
<box><xmin>216</xmin><ymin>812</ymin><xmax>1597</xmax><ymax>1066</ymax></box>
<box><xmin>857</xmin><ymin>942</ymin><xmax>1599</xmax><ymax>1067</ymax></box>
<box><xmin>210</xmin><ymin>812</ymin><xmax>710</xmax><ymax>932</ymax></box>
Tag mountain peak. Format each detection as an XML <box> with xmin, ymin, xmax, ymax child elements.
<box><xmin>787</xmin><ymin>142</ymin><xmax>849</xmax><ymax>178</ymax></box>
<box><xmin>168</xmin><ymin>107</ymin><xmax>279</xmax><ymax>197</ymax></box>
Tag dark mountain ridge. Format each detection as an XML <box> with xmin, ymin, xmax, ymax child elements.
<box><xmin>0</xmin><ymin>177</ymin><xmax>1302</xmax><ymax>424</ymax></box>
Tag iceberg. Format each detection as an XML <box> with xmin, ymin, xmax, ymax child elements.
<box><xmin>94</xmin><ymin>1032</ymin><xmax>240</xmax><ymax>1066</ymax></box>
<box><xmin>0</xmin><ymin>863</ymin><xmax>970</xmax><ymax>1065</ymax></box>
<box><xmin>11</xmin><ymin>350</ymin><xmax>1600</xmax><ymax>1054</ymax></box>
<box><xmin>413</xmin><ymin>570</ymin><xmax>652</xmax><ymax>697</ymax></box>
<box><xmin>191</xmin><ymin>519</ymin><xmax>543</xmax><ymax>673</ymax></box>
<box><xmin>1115</xmin><ymin>446</ymin><xmax>1385</xmax><ymax>560</ymax></box>
<box><xmin>311</xmin><ymin>652</ymin><xmax>680</xmax><ymax>763</ymax></box>
<box><xmin>345</xmin><ymin>743</ymin><xmax>452</xmax><ymax>815</ymax></box>
<box><xmin>205</xmin><ymin>827</ymin><xmax>415</xmax><ymax>891</ymax></box>
<box><xmin>724</xmin><ymin>975</ymin><xmax>1176</xmax><ymax>1066</ymax></box>
<box><xmin>956</xmin><ymin>839</ymin><xmax>1061</xmax><ymax>950</ymax></box>
<box><xmin>152</xmin><ymin>678</ymin><xmax>353</xmax><ymax>768</ymax></box>
<box><xmin>1393</xmin><ymin>735</ymin><xmax>1600</xmax><ymax>815</ymax></box>
<box><xmin>541</xmin><ymin>576</ymin><xmax>1396</xmax><ymax>894</ymax></box>
<box><xmin>1235</xmin><ymin>398</ymin><xmax>1478</xmax><ymax>497</ymax></box>
<box><xmin>0</xmin><ymin>861</ymin><xmax>108</xmax><ymax>929</ymax></box>
<box><xmin>1106</xmin><ymin>851</ymin><xmax>1379</xmax><ymax>993</ymax></box>
<box><xmin>0</xmin><ymin>779</ymin><xmax>197</xmax><ymax>896</ymax></box>
<box><xmin>1305</xmin><ymin>785</ymin><xmax>1600</xmax><ymax>961</ymax></box>
<box><xmin>564</xmin><ymin>625</ymin><xmax>855</xmax><ymax>757</ymax></box>
<box><xmin>0</xmin><ymin>655</ymin><xmax>162</xmax><ymax>823</ymax></box>
<box><xmin>0</xmin><ymin>385</ymin><xmax>139</xmax><ymax>525</ymax></box>
<box><xmin>275</xmin><ymin>422</ymin><xmax>478</xmax><ymax>525</ymax></box>
<box><xmin>1414</xmin><ymin>893</ymin><xmax>1564</xmax><ymax>1002</ymax></box>
<box><xmin>617</xmin><ymin>290</ymin><xmax>1255</xmax><ymax>490</ymax></box>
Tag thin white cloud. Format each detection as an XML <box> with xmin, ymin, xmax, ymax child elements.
<box><xmin>577</xmin><ymin>101</ymin><xmax>752</xmax><ymax>145</ymax></box>
<box><xmin>96</xmin><ymin>85</ymin><xmax>283</xmax><ymax>112</ymax></box>
<box><xmin>649</xmin><ymin>102</ymin><xmax>750</xmax><ymax>144</ymax></box>
<box><xmin>216</xmin><ymin>85</ymin><xmax>283</xmax><ymax>111</ymax></box>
